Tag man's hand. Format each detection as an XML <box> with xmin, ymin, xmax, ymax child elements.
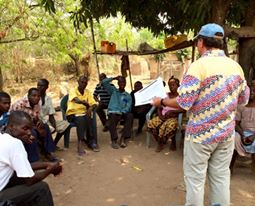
<box><xmin>36</xmin><ymin>120</ymin><xmax>44</xmax><ymax>129</ymax></box>
<box><xmin>46</xmin><ymin>162</ymin><xmax>63</xmax><ymax>176</ymax></box>
<box><xmin>80</xmin><ymin>100</ymin><xmax>90</xmax><ymax>108</ymax></box>
<box><xmin>36</xmin><ymin>121</ymin><xmax>47</xmax><ymax>137</ymax></box>
<box><xmin>152</xmin><ymin>97</ymin><xmax>162</xmax><ymax>107</ymax></box>
<box><xmin>113</xmin><ymin>75</ymin><xmax>121</xmax><ymax>81</ymax></box>
<box><xmin>87</xmin><ymin>107</ymin><xmax>92</xmax><ymax>117</ymax></box>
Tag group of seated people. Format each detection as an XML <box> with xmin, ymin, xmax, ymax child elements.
<box><xmin>0</xmin><ymin>80</ymin><xmax>63</xmax><ymax>205</ymax></box>
<box><xmin>94</xmin><ymin>73</ymin><xmax>184</xmax><ymax>152</ymax></box>
<box><xmin>1</xmin><ymin>74</ymin><xmax>255</xmax><ymax>205</ymax></box>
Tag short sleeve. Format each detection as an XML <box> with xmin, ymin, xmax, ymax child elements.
<box><xmin>176</xmin><ymin>61</ymin><xmax>202</xmax><ymax>110</ymax></box>
<box><xmin>235</xmin><ymin>105</ymin><xmax>244</xmax><ymax>121</ymax></box>
<box><xmin>10</xmin><ymin>142</ymin><xmax>34</xmax><ymax>178</ymax></box>
<box><xmin>47</xmin><ymin>97</ymin><xmax>56</xmax><ymax>115</ymax></box>
<box><xmin>68</xmin><ymin>88</ymin><xmax>77</xmax><ymax>102</ymax></box>
<box><xmin>86</xmin><ymin>90</ymin><xmax>97</xmax><ymax>106</ymax></box>
<box><xmin>238</xmin><ymin>81</ymin><xmax>250</xmax><ymax>106</ymax></box>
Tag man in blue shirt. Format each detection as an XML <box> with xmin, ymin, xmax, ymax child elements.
<box><xmin>102</xmin><ymin>76</ymin><xmax>133</xmax><ymax>149</ymax></box>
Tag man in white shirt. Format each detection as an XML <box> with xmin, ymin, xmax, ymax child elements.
<box><xmin>0</xmin><ymin>111</ymin><xmax>62</xmax><ymax>206</ymax></box>
<box><xmin>37</xmin><ymin>79</ymin><xmax>70</xmax><ymax>149</ymax></box>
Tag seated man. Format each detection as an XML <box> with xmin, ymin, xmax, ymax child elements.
<box><xmin>93</xmin><ymin>73</ymin><xmax>112</xmax><ymax>132</ymax></box>
<box><xmin>66</xmin><ymin>75</ymin><xmax>99</xmax><ymax>155</ymax></box>
<box><xmin>0</xmin><ymin>92</ymin><xmax>11</xmax><ymax>131</ymax></box>
<box><xmin>130</xmin><ymin>81</ymin><xmax>151</xmax><ymax>134</ymax></box>
<box><xmin>0</xmin><ymin>111</ymin><xmax>62</xmax><ymax>206</ymax></box>
<box><xmin>102</xmin><ymin>76</ymin><xmax>133</xmax><ymax>149</ymax></box>
<box><xmin>10</xmin><ymin>88</ymin><xmax>57</xmax><ymax>162</ymax></box>
<box><xmin>230</xmin><ymin>92</ymin><xmax>255</xmax><ymax>173</ymax></box>
<box><xmin>37</xmin><ymin>79</ymin><xmax>70</xmax><ymax>149</ymax></box>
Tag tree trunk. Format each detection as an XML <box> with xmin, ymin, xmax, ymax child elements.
<box><xmin>239</xmin><ymin>38</ymin><xmax>255</xmax><ymax>83</ymax></box>
<box><xmin>74</xmin><ymin>58</ymin><xmax>80</xmax><ymax>77</ymax></box>
<box><xmin>69</xmin><ymin>54</ymin><xmax>80</xmax><ymax>77</ymax></box>
<box><xmin>237</xmin><ymin>0</ymin><xmax>255</xmax><ymax>84</ymax></box>
<box><xmin>210</xmin><ymin>0</ymin><xmax>255</xmax><ymax>84</ymax></box>
<box><xmin>0</xmin><ymin>66</ymin><xmax>3</xmax><ymax>91</ymax></box>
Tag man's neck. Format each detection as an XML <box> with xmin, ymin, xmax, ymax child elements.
<box><xmin>40</xmin><ymin>92</ymin><xmax>46</xmax><ymax>97</ymax></box>
<box><xmin>78</xmin><ymin>87</ymin><xmax>84</xmax><ymax>94</ymax></box>
<box><xmin>29</xmin><ymin>102</ymin><xmax>35</xmax><ymax>109</ymax></box>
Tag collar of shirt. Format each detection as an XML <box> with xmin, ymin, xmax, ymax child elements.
<box><xmin>202</xmin><ymin>49</ymin><xmax>225</xmax><ymax>58</ymax></box>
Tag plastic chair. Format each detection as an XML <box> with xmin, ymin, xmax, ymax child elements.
<box><xmin>145</xmin><ymin>106</ymin><xmax>184</xmax><ymax>148</ymax></box>
<box><xmin>60</xmin><ymin>94</ymin><xmax>97</xmax><ymax>147</ymax></box>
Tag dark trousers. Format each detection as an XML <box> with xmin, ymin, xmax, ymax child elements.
<box><xmin>108</xmin><ymin>113</ymin><xmax>133</xmax><ymax>142</ymax></box>
<box><xmin>96</xmin><ymin>103</ymin><xmax>108</xmax><ymax>126</ymax></box>
<box><xmin>133</xmin><ymin>111</ymin><xmax>147</xmax><ymax>132</ymax></box>
<box><xmin>24</xmin><ymin>124</ymin><xmax>56</xmax><ymax>163</ymax></box>
<box><xmin>0</xmin><ymin>181</ymin><xmax>54</xmax><ymax>206</ymax></box>
<box><xmin>38</xmin><ymin>124</ymin><xmax>56</xmax><ymax>154</ymax></box>
<box><xmin>67</xmin><ymin>114</ymin><xmax>97</xmax><ymax>146</ymax></box>
<box><xmin>54</xmin><ymin>125</ymin><xmax>72</xmax><ymax>148</ymax></box>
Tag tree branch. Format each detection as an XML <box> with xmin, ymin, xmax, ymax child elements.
<box><xmin>225</xmin><ymin>26</ymin><xmax>255</xmax><ymax>38</ymax></box>
<box><xmin>0</xmin><ymin>36</ymin><xmax>39</xmax><ymax>44</ymax></box>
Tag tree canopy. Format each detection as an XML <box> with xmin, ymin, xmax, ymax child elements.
<box><xmin>41</xmin><ymin>0</ymin><xmax>254</xmax><ymax>37</ymax></box>
<box><xmin>41</xmin><ymin>0</ymin><xmax>255</xmax><ymax>82</ymax></box>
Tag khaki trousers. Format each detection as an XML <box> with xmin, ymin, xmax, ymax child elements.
<box><xmin>184</xmin><ymin>138</ymin><xmax>234</xmax><ymax>206</ymax></box>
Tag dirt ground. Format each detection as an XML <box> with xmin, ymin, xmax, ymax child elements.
<box><xmin>6</xmin><ymin>72</ymin><xmax>254</xmax><ymax>206</ymax></box>
<box><xmin>46</xmin><ymin>121</ymin><xmax>255</xmax><ymax>206</ymax></box>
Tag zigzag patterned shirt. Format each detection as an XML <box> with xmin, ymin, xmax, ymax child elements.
<box><xmin>176</xmin><ymin>50</ymin><xmax>250</xmax><ymax>144</ymax></box>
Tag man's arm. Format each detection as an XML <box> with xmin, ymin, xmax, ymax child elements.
<box><xmin>93</xmin><ymin>85</ymin><xmax>100</xmax><ymax>102</ymax></box>
<box><xmin>235</xmin><ymin>120</ymin><xmax>243</xmax><ymax>137</ymax></box>
<box><xmin>48</xmin><ymin>115</ymin><xmax>56</xmax><ymax>129</ymax></box>
<box><xmin>152</xmin><ymin>97</ymin><xmax>183</xmax><ymax>109</ymax></box>
<box><xmin>72</xmin><ymin>97</ymin><xmax>90</xmax><ymax>108</ymax></box>
<box><xmin>101</xmin><ymin>77</ymin><xmax>118</xmax><ymax>95</ymax></box>
<box><xmin>24</xmin><ymin>161</ymin><xmax>62</xmax><ymax>186</ymax></box>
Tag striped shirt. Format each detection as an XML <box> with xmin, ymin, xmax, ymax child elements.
<box><xmin>93</xmin><ymin>83</ymin><xmax>112</xmax><ymax>106</ymax></box>
<box><xmin>176</xmin><ymin>49</ymin><xmax>250</xmax><ymax>144</ymax></box>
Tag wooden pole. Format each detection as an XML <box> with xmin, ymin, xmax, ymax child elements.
<box><xmin>191</xmin><ymin>45</ymin><xmax>195</xmax><ymax>62</ymax></box>
<box><xmin>126</xmin><ymin>39</ymin><xmax>133</xmax><ymax>90</ymax></box>
<box><xmin>89</xmin><ymin>17</ymin><xmax>100</xmax><ymax>80</ymax></box>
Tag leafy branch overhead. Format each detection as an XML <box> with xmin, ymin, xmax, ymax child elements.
<box><xmin>41</xmin><ymin>0</ymin><xmax>255</xmax><ymax>37</ymax></box>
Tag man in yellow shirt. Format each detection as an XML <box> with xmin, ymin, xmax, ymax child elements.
<box><xmin>66</xmin><ymin>76</ymin><xmax>98</xmax><ymax>155</ymax></box>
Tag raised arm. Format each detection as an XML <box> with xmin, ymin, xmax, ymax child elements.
<box><xmin>102</xmin><ymin>77</ymin><xmax>117</xmax><ymax>95</ymax></box>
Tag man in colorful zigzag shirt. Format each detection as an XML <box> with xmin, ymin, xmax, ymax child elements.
<box><xmin>152</xmin><ymin>23</ymin><xmax>250</xmax><ymax>206</ymax></box>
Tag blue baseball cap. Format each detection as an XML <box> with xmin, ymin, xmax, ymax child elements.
<box><xmin>194</xmin><ymin>23</ymin><xmax>224</xmax><ymax>39</ymax></box>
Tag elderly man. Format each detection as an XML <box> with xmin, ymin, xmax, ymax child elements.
<box><xmin>152</xmin><ymin>23</ymin><xmax>249</xmax><ymax>206</ymax></box>
<box><xmin>0</xmin><ymin>111</ymin><xmax>62</xmax><ymax>206</ymax></box>
<box><xmin>66</xmin><ymin>75</ymin><xmax>99</xmax><ymax>155</ymax></box>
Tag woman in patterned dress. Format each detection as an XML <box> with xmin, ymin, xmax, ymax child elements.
<box><xmin>147</xmin><ymin>76</ymin><xmax>183</xmax><ymax>152</ymax></box>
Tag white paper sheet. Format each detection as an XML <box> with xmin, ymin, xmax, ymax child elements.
<box><xmin>134</xmin><ymin>77</ymin><xmax>167</xmax><ymax>106</ymax></box>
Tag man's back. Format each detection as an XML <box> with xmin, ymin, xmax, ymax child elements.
<box><xmin>0</xmin><ymin>133</ymin><xmax>34</xmax><ymax>191</ymax></box>
<box><xmin>177</xmin><ymin>50</ymin><xmax>249</xmax><ymax>144</ymax></box>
